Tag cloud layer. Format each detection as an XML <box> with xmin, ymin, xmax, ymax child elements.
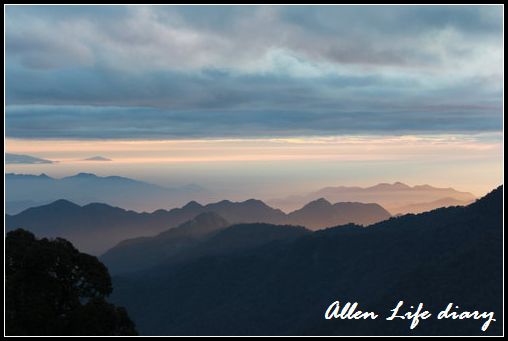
<box><xmin>6</xmin><ymin>5</ymin><xmax>503</xmax><ymax>139</ymax></box>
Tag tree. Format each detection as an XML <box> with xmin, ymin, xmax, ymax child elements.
<box><xmin>6</xmin><ymin>229</ymin><xmax>138</xmax><ymax>336</ymax></box>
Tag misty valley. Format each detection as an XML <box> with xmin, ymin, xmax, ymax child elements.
<box><xmin>5</xmin><ymin>173</ymin><xmax>503</xmax><ymax>336</ymax></box>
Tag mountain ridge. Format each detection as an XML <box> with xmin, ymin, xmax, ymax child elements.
<box><xmin>5</xmin><ymin>172</ymin><xmax>212</xmax><ymax>214</ymax></box>
<box><xmin>110</xmin><ymin>186</ymin><xmax>502</xmax><ymax>336</ymax></box>
<box><xmin>269</xmin><ymin>182</ymin><xmax>476</xmax><ymax>213</ymax></box>
<box><xmin>6</xmin><ymin>195</ymin><xmax>392</xmax><ymax>254</ymax></box>
<box><xmin>101</xmin><ymin>211</ymin><xmax>232</xmax><ymax>274</ymax></box>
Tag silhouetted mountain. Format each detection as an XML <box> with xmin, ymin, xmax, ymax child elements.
<box><xmin>83</xmin><ymin>156</ymin><xmax>112</xmax><ymax>161</ymax></box>
<box><xmin>156</xmin><ymin>223</ymin><xmax>310</xmax><ymax>274</ymax></box>
<box><xmin>269</xmin><ymin>182</ymin><xmax>476</xmax><ymax>214</ymax></box>
<box><xmin>101</xmin><ymin>212</ymin><xmax>231</xmax><ymax>274</ymax></box>
<box><xmin>111</xmin><ymin>186</ymin><xmax>502</xmax><ymax>336</ymax></box>
<box><xmin>6</xmin><ymin>198</ymin><xmax>288</xmax><ymax>255</ymax></box>
<box><xmin>7</xmin><ymin>194</ymin><xmax>391</xmax><ymax>254</ymax></box>
<box><xmin>5</xmin><ymin>172</ymin><xmax>212</xmax><ymax>213</ymax></box>
<box><xmin>6</xmin><ymin>153</ymin><xmax>55</xmax><ymax>164</ymax></box>
<box><xmin>286</xmin><ymin>198</ymin><xmax>391</xmax><ymax>229</ymax></box>
<box><xmin>202</xmin><ymin>199</ymin><xmax>287</xmax><ymax>224</ymax></box>
<box><xmin>6</xmin><ymin>200</ymin><xmax>151</xmax><ymax>255</ymax></box>
<box><xmin>104</xmin><ymin>218</ymin><xmax>308</xmax><ymax>275</ymax></box>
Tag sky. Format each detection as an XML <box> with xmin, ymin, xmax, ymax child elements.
<box><xmin>5</xmin><ymin>5</ymin><xmax>504</xmax><ymax>199</ymax></box>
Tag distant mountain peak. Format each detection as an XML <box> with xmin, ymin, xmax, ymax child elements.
<box><xmin>72</xmin><ymin>172</ymin><xmax>98</xmax><ymax>178</ymax></box>
<box><xmin>217</xmin><ymin>199</ymin><xmax>233</xmax><ymax>205</ymax></box>
<box><xmin>243</xmin><ymin>198</ymin><xmax>270</xmax><ymax>207</ymax></box>
<box><xmin>244</xmin><ymin>198</ymin><xmax>262</xmax><ymax>203</ymax></box>
<box><xmin>370</xmin><ymin>182</ymin><xmax>410</xmax><ymax>190</ymax></box>
<box><xmin>182</xmin><ymin>200</ymin><xmax>203</xmax><ymax>210</ymax></box>
<box><xmin>46</xmin><ymin>199</ymin><xmax>81</xmax><ymax>209</ymax></box>
<box><xmin>82</xmin><ymin>202</ymin><xmax>120</xmax><ymax>210</ymax></box>
<box><xmin>7</xmin><ymin>172</ymin><xmax>212</xmax><ymax>214</ymax></box>
<box><xmin>301</xmin><ymin>198</ymin><xmax>332</xmax><ymax>210</ymax></box>
<box><xmin>165</xmin><ymin>211</ymin><xmax>230</xmax><ymax>239</ymax></box>
<box><xmin>6</xmin><ymin>173</ymin><xmax>54</xmax><ymax>180</ymax></box>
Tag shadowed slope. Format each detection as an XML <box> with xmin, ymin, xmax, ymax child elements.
<box><xmin>111</xmin><ymin>186</ymin><xmax>502</xmax><ymax>335</ymax></box>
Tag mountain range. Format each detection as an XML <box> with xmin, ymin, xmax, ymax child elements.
<box><xmin>110</xmin><ymin>186</ymin><xmax>502</xmax><ymax>336</ymax></box>
<box><xmin>101</xmin><ymin>212</ymin><xmax>309</xmax><ymax>275</ymax></box>
<box><xmin>5</xmin><ymin>172</ymin><xmax>213</xmax><ymax>214</ymax></box>
<box><xmin>6</xmin><ymin>173</ymin><xmax>476</xmax><ymax>217</ymax></box>
<box><xmin>83</xmin><ymin>156</ymin><xmax>112</xmax><ymax>161</ymax></box>
<box><xmin>268</xmin><ymin>182</ymin><xmax>476</xmax><ymax>214</ymax></box>
<box><xmin>6</xmin><ymin>197</ymin><xmax>390</xmax><ymax>255</ymax></box>
<box><xmin>285</xmin><ymin>198</ymin><xmax>390</xmax><ymax>227</ymax></box>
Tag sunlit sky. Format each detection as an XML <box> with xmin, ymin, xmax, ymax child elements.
<box><xmin>5</xmin><ymin>5</ymin><xmax>504</xmax><ymax>200</ymax></box>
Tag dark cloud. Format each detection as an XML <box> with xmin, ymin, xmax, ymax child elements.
<box><xmin>5</xmin><ymin>5</ymin><xmax>503</xmax><ymax>139</ymax></box>
<box><xmin>6</xmin><ymin>104</ymin><xmax>502</xmax><ymax>140</ymax></box>
<box><xmin>280</xmin><ymin>6</ymin><xmax>502</xmax><ymax>36</ymax></box>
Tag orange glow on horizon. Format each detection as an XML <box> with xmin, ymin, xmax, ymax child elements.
<box><xmin>5</xmin><ymin>134</ymin><xmax>502</xmax><ymax>164</ymax></box>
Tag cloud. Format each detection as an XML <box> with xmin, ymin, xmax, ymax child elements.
<box><xmin>6</xmin><ymin>153</ymin><xmax>55</xmax><ymax>164</ymax></box>
<box><xmin>6</xmin><ymin>5</ymin><xmax>502</xmax><ymax>72</ymax></box>
<box><xmin>5</xmin><ymin>5</ymin><xmax>503</xmax><ymax>139</ymax></box>
<box><xmin>6</xmin><ymin>104</ymin><xmax>502</xmax><ymax>140</ymax></box>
